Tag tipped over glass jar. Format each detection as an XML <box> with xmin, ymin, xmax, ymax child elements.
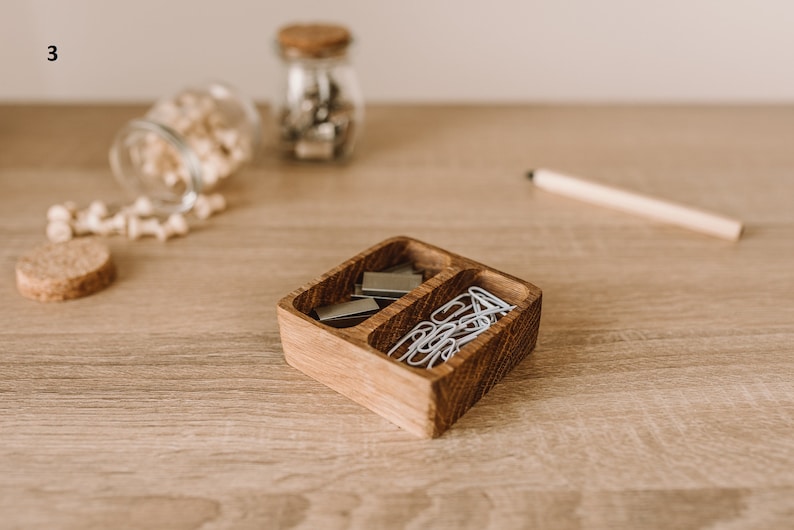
<box><xmin>274</xmin><ymin>23</ymin><xmax>364</xmax><ymax>162</ymax></box>
<box><xmin>109</xmin><ymin>82</ymin><xmax>262</xmax><ymax>213</ymax></box>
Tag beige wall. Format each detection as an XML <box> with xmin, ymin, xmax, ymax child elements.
<box><xmin>2</xmin><ymin>0</ymin><xmax>793</xmax><ymax>103</ymax></box>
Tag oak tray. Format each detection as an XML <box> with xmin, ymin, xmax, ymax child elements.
<box><xmin>276</xmin><ymin>236</ymin><xmax>542</xmax><ymax>438</ymax></box>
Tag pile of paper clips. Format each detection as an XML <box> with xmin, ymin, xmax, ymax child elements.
<box><xmin>387</xmin><ymin>286</ymin><xmax>515</xmax><ymax>369</ymax></box>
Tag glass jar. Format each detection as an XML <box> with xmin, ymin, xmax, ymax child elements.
<box><xmin>109</xmin><ymin>82</ymin><xmax>261</xmax><ymax>213</ymax></box>
<box><xmin>274</xmin><ymin>23</ymin><xmax>364</xmax><ymax>161</ymax></box>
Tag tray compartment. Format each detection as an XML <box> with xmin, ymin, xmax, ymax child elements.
<box><xmin>368</xmin><ymin>268</ymin><xmax>529</xmax><ymax>362</ymax></box>
<box><xmin>368</xmin><ymin>267</ymin><xmax>541</xmax><ymax>435</ymax></box>
<box><xmin>291</xmin><ymin>236</ymin><xmax>451</xmax><ymax>321</ymax></box>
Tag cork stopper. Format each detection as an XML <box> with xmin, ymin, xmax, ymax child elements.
<box><xmin>277</xmin><ymin>23</ymin><xmax>352</xmax><ymax>58</ymax></box>
<box><xmin>16</xmin><ymin>238</ymin><xmax>116</xmax><ymax>302</ymax></box>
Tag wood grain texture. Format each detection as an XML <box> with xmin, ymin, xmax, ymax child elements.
<box><xmin>277</xmin><ymin>236</ymin><xmax>542</xmax><ymax>438</ymax></box>
<box><xmin>1</xmin><ymin>105</ymin><xmax>794</xmax><ymax>529</ymax></box>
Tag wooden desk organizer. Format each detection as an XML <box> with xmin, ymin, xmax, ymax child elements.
<box><xmin>276</xmin><ymin>236</ymin><xmax>542</xmax><ymax>438</ymax></box>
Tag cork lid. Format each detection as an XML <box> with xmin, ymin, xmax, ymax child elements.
<box><xmin>16</xmin><ymin>238</ymin><xmax>116</xmax><ymax>302</ymax></box>
<box><xmin>277</xmin><ymin>23</ymin><xmax>352</xmax><ymax>58</ymax></box>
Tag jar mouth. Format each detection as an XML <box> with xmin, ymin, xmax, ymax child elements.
<box><xmin>206</xmin><ymin>81</ymin><xmax>263</xmax><ymax>161</ymax></box>
<box><xmin>109</xmin><ymin>119</ymin><xmax>202</xmax><ymax>214</ymax></box>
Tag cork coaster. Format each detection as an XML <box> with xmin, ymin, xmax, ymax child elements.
<box><xmin>277</xmin><ymin>23</ymin><xmax>351</xmax><ymax>57</ymax></box>
<box><xmin>16</xmin><ymin>238</ymin><xmax>116</xmax><ymax>302</ymax></box>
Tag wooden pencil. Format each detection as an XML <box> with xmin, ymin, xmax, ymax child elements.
<box><xmin>528</xmin><ymin>168</ymin><xmax>744</xmax><ymax>241</ymax></box>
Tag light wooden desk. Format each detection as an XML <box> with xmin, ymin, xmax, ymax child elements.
<box><xmin>1</xmin><ymin>105</ymin><xmax>793</xmax><ymax>529</ymax></box>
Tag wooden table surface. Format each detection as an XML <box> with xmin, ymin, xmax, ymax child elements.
<box><xmin>1</xmin><ymin>105</ymin><xmax>793</xmax><ymax>529</ymax></box>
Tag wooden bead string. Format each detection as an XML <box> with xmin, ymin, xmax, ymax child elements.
<box><xmin>44</xmin><ymin>193</ymin><xmax>227</xmax><ymax>244</ymax></box>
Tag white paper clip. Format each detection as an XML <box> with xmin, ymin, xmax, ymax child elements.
<box><xmin>386</xmin><ymin>287</ymin><xmax>514</xmax><ymax>369</ymax></box>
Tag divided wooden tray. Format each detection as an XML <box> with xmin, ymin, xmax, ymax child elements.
<box><xmin>276</xmin><ymin>236</ymin><xmax>543</xmax><ymax>438</ymax></box>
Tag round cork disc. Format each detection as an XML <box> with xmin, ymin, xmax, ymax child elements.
<box><xmin>277</xmin><ymin>23</ymin><xmax>351</xmax><ymax>57</ymax></box>
<box><xmin>16</xmin><ymin>238</ymin><xmax>116</xmax><ymax>302</ymax></box>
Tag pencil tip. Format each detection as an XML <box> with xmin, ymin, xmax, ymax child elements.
<box><xmin>526</xmin><ymin>170</ymin><xmax>535</xmax><ymax>180</ymax></box>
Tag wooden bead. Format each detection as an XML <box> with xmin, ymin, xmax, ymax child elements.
<box><xmin>46</xmin><ymin>204</ymin><xmax>73</xmax><ymax>223</ymax></box>
<box><xmin>87</xmin><ymin>200</ymin><xmax>109</xmax><ymax>219</ymax></box>
<box><xmin>132</xmin><ymin>196</ymin><xmax>154</xmax><ymax>217</ymax></box>
<box><xmin>193</xmin><ymin>193</ymin><xmax>226</xmax><ymax>220</ymax></box>
<box><xmin>46</xmin><ymin>220</ymin><xmax>73</xmax><ymax>243</ymax></box>
<box><xmin>165</xmin><ymin>213</ymin><xmax>189</xmax><ymax>237</ymax></box>
<box><xmin>127</xmin><ymin>216</ymin><xmax>160</xmax><ymax>240</ymax></box>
